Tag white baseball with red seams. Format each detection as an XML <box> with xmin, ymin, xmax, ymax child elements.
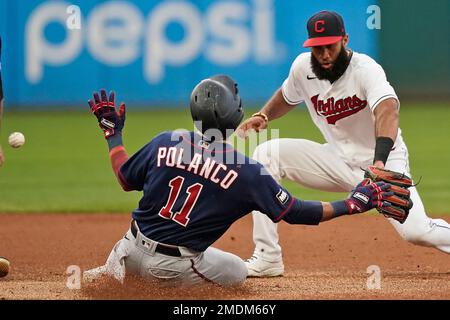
<box><xmin>248</xmin><ymin>51</ymin><xmax>450</xmax><ymax>276</ymax></box>
<box><xmin>8</xmin><ymin>132</ymin><xmax>25</xmax><ymax>148</ymax></box>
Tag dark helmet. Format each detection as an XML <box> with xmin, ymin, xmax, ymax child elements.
<box><xmin>190</xmin><ymin>75</ymin><xmax>244</xmax><ymax>140</ymax></box>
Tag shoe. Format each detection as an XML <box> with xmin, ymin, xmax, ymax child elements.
<box><xmin>245</xmin><ymin>255</ymin><xmax>284</xmax><ymax>277</ymax></box>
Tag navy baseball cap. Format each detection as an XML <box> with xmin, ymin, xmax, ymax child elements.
<box><xmin>303</xmin><ymin>11</ymin><xmax>346</xmax><ymax>47</ymax></box>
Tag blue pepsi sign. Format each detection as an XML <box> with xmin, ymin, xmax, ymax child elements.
<box><xmin>0</xmin><ymin>0</ymin><xmax>378</xmax><ymax>107</ymax></box>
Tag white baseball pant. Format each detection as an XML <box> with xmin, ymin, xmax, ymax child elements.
<box><xmin>88</xmin><ymin>221</ymin><xmax>248</xmax><ymax>287</ymax></box>
<box><xmin>251</xmin><ymin>138</ymin><xmax>450</xmax><ymax>262</ymax></box>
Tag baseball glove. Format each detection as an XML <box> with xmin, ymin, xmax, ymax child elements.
<box><xmin>363</xmin><ymin>165</ymin><xmax>414</xmax><ymax>224</ymax></box>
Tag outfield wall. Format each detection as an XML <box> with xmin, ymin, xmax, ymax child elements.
<box><xmin>378</xmin><ymin>0</ymin><xmax>450</xmax><ymax>100</ymax></box>
<box><xmin>0</xmin><ymin>0</ymin><xmax>377</xmax><ymax>108</ymax></box>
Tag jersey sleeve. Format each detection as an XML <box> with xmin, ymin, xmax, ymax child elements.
<box><xmin>361</xmin><ymin>60</ymin><xmax>399</xmax><ymax>111</ymax></box>
<box><xmin>118</xmin><ymin>141</ymin><xmax>154</xmax><ymax>191</ymax></box>
<box><xmin>281</xmin><ymin>55</ymin><xmax>304</xmax><ymax>106</ymax></box>
<box><xmin>247</xmin><ymin>165</ymin><xmax>296</xmax><ymax>222</ymax></box>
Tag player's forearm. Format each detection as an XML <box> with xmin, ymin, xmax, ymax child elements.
<box><xmin>373</xmin><ymin>98</ymin><xmax>399</xmax><ymax>164</ymax></box>
<box><xmin>107</xmin><ymin>134</ymin><xmax>129</xmax><ymax>186</ymax></box>
<box><xmin>321</xmin><ymin>201</ymin><xmax>350</xmax><ymax>222</ymax></box>
<box><xmin>109</xmin><ymin>145</ymin><xmax>128</xmax><ymax>177</ymax></box>
<box><xmin>374</xmin><ymin>98</ymin><xmax>399</xmax><ymax>141</ymax></box>
<box><xmin>281</xmin><ymin>199</ymin><xmax>352</xmax><ymax>225</ymax></box>
<box><xmin>260</xmin><ymin>89</ymin><xmax>296</xmax><ymax>121</ymax></box>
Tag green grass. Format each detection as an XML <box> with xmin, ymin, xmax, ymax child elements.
<box><xmin>1</xmin><ymin>102</ymin><xmax>449</xmax><ymax>214</ymax></box>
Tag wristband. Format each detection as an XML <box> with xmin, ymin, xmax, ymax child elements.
<box><xmin>251</xmin><ymin>112</ymin><xmax>268</xmax><ymax>123</ymax></box>
<box><xmin>331</xmin><ymin>200</ymin><xmax>350</xmax><ymax>217</ymax></box>
<box><xmin>107</xmin><ymin>133</ymin><xmax>123</xmax><ymax>150</ymax></box>
<box><xmin>373</xmin><ymin>137</ymin><xmax>394</xmax><ymax>165</ymax></box>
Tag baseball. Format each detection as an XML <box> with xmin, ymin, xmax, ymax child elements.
<box><xmin>0</xmin><ymin>257</ymin><xmax>10</xmax><ymax>278</ymax></box>
<box><xmin>8</xmin><ymin>132</ymin><xmax>26</xmax><ymax>148</ymax></box>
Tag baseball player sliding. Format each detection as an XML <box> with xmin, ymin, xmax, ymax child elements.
<box><xmin>86</xmin><ymin>75</ymin><xmax>393</xmax><ymax>287</ymax></box>
<box><xmin>238</xmin><ymin>10</ymin><xmax>450</xmax><ymax>277</ymax></box>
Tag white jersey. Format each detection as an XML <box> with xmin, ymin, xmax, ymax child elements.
<box><xmin>251</xmin><ymin>52</ymin><xmax>450</xmax><ymax>270</ymax></box>
<box><xmin>281</xmin><ymin>51</ymin><xmax>404</xmax><ymax>164</ymax></box>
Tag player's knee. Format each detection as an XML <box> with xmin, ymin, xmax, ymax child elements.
<box><xmin>252</xmin><ymin>140</ymin><xmax>273</xmax><ymax>161</ymax></box>
<box><xmin>231</xmin><ymin>263</ymin><xmax>248</xmax><ymax>286</ymax></box>
<box><xmin>398</xmin><ymin>225</ymin><xmax>433</xmax><ymax>246</ymax></box>
<box><xmin>220</xmin><ymin>259</ymin><xmax>247</xmax><ymax>287</ymax></box>
<box><xmin>252</xmin><ymin>140</ymin><xmax>281</xmax><ymax>176</ymax></box>
<box><xmin>232</xmin><ymin>269</ymin><xmax>247</xmax><ymax>286</ymax></box>
<box><xmin>401</xmin><ymin>218</ymin><xmax>450</xmax><ymax>248</ymax></box>
<box><xmin>402</xmin><ymin>232</ymin><xmax>428</xmax><ymax>245</ymax></box>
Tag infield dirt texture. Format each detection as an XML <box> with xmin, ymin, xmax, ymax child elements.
<box><xmin>0</xmin><ymin>104</ymin><xmax>449</xmax><ymax>299</ymax></box>
<box><xmin>1</xmin><ymin>214</ymin><xmax>450</xmax><ymax>299</ymax></box>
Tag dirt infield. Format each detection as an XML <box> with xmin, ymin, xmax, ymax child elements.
<box><xmin>0</xmin><ymin>213</ymin><xmax>449</xmax><ymax>300</ymax></box>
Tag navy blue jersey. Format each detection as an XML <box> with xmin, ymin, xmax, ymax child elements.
<box><xmin>119</xmin><ymin>131</ymin><xmax>298</xmax><ymax>252</ymax></box>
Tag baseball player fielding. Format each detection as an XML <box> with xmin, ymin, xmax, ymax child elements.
<box><xmin>239</xmin><ymin>10</ymin><xmax>450</xmax><ymax>278</ymax></box>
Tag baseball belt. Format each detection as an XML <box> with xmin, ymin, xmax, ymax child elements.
<box><xmin>130</xmin><ymin>220</ymin><xmax>182</xmax><ymax>257</ymax></box>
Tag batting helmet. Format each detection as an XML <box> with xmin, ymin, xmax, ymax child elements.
<box><xmin>190</xmin><ymin>75</ymin><xmax>244</xmax><ymax>140</ymax></box>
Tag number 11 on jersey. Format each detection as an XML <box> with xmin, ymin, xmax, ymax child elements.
<box><xmin>158</xmin><ymin>176</ymin><xmax>203</xmax><ymax>227</ymax></box>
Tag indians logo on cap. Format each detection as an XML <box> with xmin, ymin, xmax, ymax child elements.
<box><xmin>303</xmin><ymin>11</ymin><xmax>346</xmax><ymax>47</ymax></box>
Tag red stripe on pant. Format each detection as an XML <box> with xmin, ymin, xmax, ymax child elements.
<box><xmin>190</xmin><ymin>259</ymin><xmax>217</xmax><ymax>285</ymax></box>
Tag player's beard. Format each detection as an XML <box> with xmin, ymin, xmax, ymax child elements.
<box><xmin>310</xmin><ymin>47</ymin><xmax>352</xmax><ymax>83</ymax></box>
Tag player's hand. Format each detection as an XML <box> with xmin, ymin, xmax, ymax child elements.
<box><xmin>373</xmin><ymin>160</ymin><xmax>385</xmax><ymax>169</ymax></box>
<box><xmin>345</xmin><ymin>178</ymin><xmax>393</xmax><ymax>214</ymax></box>
<box><xmin>0</xmin><ymin>144</ymin><xmax>4</xmax><ymax>167</ymax></box>
<box><xmin>88</xmin><ymin>89</ymin><xmax>126</xmax><ymax>139</ymax></box>
<box><xmin>236</xmin><ymin>116</ymin><xmax>268</xmax><ymax>139</ymax></box>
